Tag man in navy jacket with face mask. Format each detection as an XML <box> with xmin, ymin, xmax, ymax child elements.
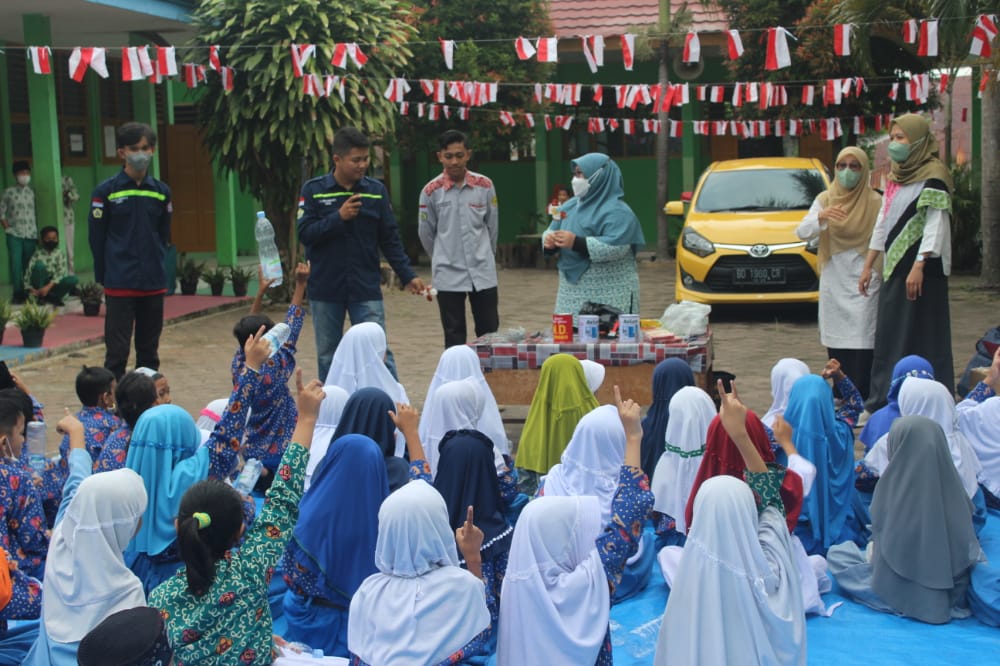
<box><xmin>88</xmin><ymin>122</ymin><xmax>172</xmax><ymax>379</ymax></box>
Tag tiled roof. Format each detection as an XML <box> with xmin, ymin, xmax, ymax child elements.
<box><xmin>548</xmin><ymin>0</ymin><xmax>728</xmax><ymax>37</ymax></box>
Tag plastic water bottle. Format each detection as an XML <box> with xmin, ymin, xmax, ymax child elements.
<box><xmin>255</xmin><ymin>211</ymin><xmax>283</xmax><ymax>286</ymax></box>
<box><xmin>233</xmin><ymin>458</ymin><xmax>263</xmax><ymax>495</ymax></box>
<box><xmin>25</xmin><ymin>421</ymin><xmax>46</xmax><ymax>472</ymax></box>
<box><xmin>261</xmin><ymin>322</ymin><xmax>291</xmax><ymax>357</ymax></box>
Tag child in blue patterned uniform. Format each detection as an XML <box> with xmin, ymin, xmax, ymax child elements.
<box><xmin>230</xmin><ymin>262</ymin><xmax>309</xmax><ymax>490</ymax></box>
<box><xmin>150</xmin><ymin>370</ymin><xmax>325</xmax><ymax>665</ymax></box>
<box><xmin>93</xmin><ymin>371</ymin><xmax>158</xmax><ymax>473</ymax></box>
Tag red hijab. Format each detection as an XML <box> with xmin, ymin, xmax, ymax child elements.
<box><xmin>684</xmin><ymin>410</ymin><xmax>803</xmax><ymax>533</ymax></box>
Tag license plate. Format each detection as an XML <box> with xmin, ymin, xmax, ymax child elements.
<box><xmin>733</xmin><ymin>266</ymin><xmax>786</xmax><ymax>284</ymax></box>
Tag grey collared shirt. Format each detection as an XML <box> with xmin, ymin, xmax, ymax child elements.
<box><xmin>418</xmin><ymin>170</ymin><xmax>499</xmax><ymax>292</ymax></box>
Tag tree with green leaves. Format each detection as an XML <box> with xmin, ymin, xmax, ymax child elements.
<box><xmin>192</xmin><ymin>0</ymin><xmax>415</xmax><ymax>259</ymax></box>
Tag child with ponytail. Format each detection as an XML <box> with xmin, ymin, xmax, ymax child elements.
<box><xmin>149</xmin><ymin>370</ymin><xmax>325</xmax><ymax>665</ymax></box>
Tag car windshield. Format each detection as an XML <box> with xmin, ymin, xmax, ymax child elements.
<box><xmin>695</xmin><ymin>168</ymin><xmax>827</xmax><ymax>213</ymax></box>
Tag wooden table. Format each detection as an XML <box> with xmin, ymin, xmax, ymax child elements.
<box><xmin>473</xmin><ymin>332</ymin><xmax>713</xmax><ymax>405</ymax></box>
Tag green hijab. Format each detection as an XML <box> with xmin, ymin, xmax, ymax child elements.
<box><xmin>515</xmin><ymin>354</ymin><xmax>600</xmax><ymax>474</ymax></box>
<box><xmin>889</xmin><ymin>113</ymin><xmax>953</xmax><ymax>190</ymax></box>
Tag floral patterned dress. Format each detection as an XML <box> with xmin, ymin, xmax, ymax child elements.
<box><xmin>150</xmin><ymin>442</ymin><xmax>308</xmax><ymax>665</ymax></box>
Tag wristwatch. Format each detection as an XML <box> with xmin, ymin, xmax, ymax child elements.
<box><xmin>915</xmin><ymin>254</ymin><xmax>926</xmax><ymax>262</ymax></box>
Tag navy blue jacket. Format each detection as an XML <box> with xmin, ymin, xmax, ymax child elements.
<box><xmin>88</xmin><ymin>170</ymin><xmax>171</xmax><ymax>290</ymax></box>
<box><xmin>297</xmin><ymin>173</ymin><xmax>415</xmax><ymax>303</ymax></box>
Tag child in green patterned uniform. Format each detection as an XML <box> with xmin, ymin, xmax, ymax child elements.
<box><xmin>149</xmin><ymin>370</ymin><xmax>325</xmax><ymax>665</ymax></box>
<box><xmin>24</xmin><ymin>226</ymin><xmax>78</xmax><ymax>306</ymax></box>
<box><xmin>0</xmin><ymin>161</ymin><xmax>37</xmax><ymax>303</ymax></box>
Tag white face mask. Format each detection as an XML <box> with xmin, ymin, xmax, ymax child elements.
<box><xmin>571</xmin><ymin>175</ymin><xmax>590</xmax><ymax>198</ymax></box>
<box><xmin>16</xmin><ymin>175</ymin><xmax>30</xmax><ymax>186</ymax></box>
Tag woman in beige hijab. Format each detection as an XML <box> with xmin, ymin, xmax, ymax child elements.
<box><xmin>796</xmin><ymin>146</ymin><xmax>882</xmax><ymax>399</ymax></box>
<box><xmin>858</xmin><ymin>113</ymin><xmax>955</xmax><ymax>412</ymax></box>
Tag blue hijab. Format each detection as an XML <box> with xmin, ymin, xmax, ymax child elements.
<box><xmin>783</xmin><ymin>375</ymin><xmax>857</xmax><ymax>554</ymax></box>
<box><xmin>287</xmin><ymin>434</ymin><xmax>389</xmax><ymax>603</ymax></box>
<box><xmin>333</xmin><ymin>387</ymin><xmax>410</xmax><ymax>492</ymax></box>
<box><xmin>126</xmin><ymin>404</ymin><xmax>208</xmax><ymax>557</ymax></box>
<box><xmin>859</xmin><ymin>355</ymin><xmax>934</xmax><ymax>450</ymax></box>
<box><xmin>640</xmin><ymin>358</ymin><xmax>695</xmax><ymax>478</ymax></box>
<box><xmin>551</xmin><ymin>153</ymin><xmax>645</xmax><ymax>283</ymax></box>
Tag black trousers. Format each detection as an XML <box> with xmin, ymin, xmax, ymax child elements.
<box><xmin>104</xmin><ymin>294</ymin><xmax>165</xmax><ymax>379</ymax></box>
<box><xmin>828</xmin><ymin>347</ymin><xmax>874</xmax><ymax>403</ymax></box>
<box><xmin>436</xmin><ymin>287</ymin><xmax>499</xmax><ymax>348</ymax></box>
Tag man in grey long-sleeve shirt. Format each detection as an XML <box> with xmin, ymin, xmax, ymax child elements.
<box><xmin>418</xmin><ymin>130</ymin><xmax>500</xmax><ymax>347</ymax></box>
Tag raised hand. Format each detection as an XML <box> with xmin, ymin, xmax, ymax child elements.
<box><xmin>244</xmin><ymin>325</ymin><xmax>271</xmax><ymax>371</ymax></box>
<box><xmin>717</xmin><ymin>380</ymin><xmax>766</xmax><ymax>473</ymax></box>
<box><xmin>614</xmin><ymin>385</ymin><xmax>643</xmax><ymax>469</ymax></box>
<box><xmin>388</xmin><ymin>402</ymin><xmax>420</xmax><ymax>436</ymax></box>
<box><xmin>295</xmin><ymin>369</ymin><xmax>325</xmax><ymax>421</ymax></box>
<box><xmin>821</xmin><ymin>358</ymin><xmax>844</xmax><ymax>382</ymax></box>
<box><xmin>456</xmin><ymin>505</ymin><xmax>484</xmax><ymax>579</ymax></box>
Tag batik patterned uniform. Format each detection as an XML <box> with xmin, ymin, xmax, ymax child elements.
<box><xmin>92</xmin><ymin>425</ymin><xmax>132</xmax><ymax>473</ymax></box>
<box><xmin>231</xmin><ymin>304</ymin><xmax>304</xmax><ymax>471</ymax></box>
<box><xmin>0</xmin><ymin>552</ymin><xmax>42</xmax><ymax>634</ymax></box>
<box><xmin>150</xmin><ymin>443</ymin><xmax>308</xmax><ymax>666</ymax></box>
<box><xmin>0</xmin><ymin>185</ymin><xmax>36</xmax><ymax>239</ymax></box>
<box><xmin>0</xmin><ymin>462</ymin><xmax>49</xmax><ymax>580</ymax></box>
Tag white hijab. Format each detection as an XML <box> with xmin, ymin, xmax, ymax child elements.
<box><xmin>197</xmin><ymin>397</ymin><xmax>229</xmax><ymax>447</ymax></box>
<box><xmin>958</xmin><ymin>393</ymin><xmax>1000</xmax><ymax>497</ymax></box>
<box><xmin>324</xmin><ymin>322</ymin><xmax>409</xmax><ymax>404</ymax></box>
<box><xmin>419</xmin><ymin>378</ymin><xmax>506</xmax><ymax>477</ymax></box>
<box><xmin>423</xmin><ymin>345</ymin><xmax>509</xmax><ymax>456</ymax></box>
<box><xmin>651</xmin><ymin>386</ymin><xmax>717</xmax><ymax>532</ymax></box>
<box><xmin>655</xmin><ymin>476</ymin><xmax>806</xmax><ymax>666</ymax></box>
<box><xmin>42</xmin><ymin>468</ymin><xmax>148</xmax><ymax>643</ymax></box>
<box><xmin>348</xmin><ymin>480</ymin><xmax>489</xmax><ymax>665</ymax></box>
<box><xmin>305</xmin><ymin>385</ymin><xmax>351</xmax><ymax>491</ymax></box>
<box><xmin>762</xmin><ymin>359</ymin><xmax>810</xmax><ymax>427</ymax></box>
<box><xmin>541</xmin><ymin>405</ymin><xmax>625</xmax><ymax>526</ymax></box>
<box><xmin>580</xmin><ymin>360</ymin><xmax>606</xmax><ymax>394</ymax></box>
<box><xmin>498</xmin><ymin>496</ymin><xmax>610</xmax><ymax>666</ymax></box>
<box><xmin>898</xmin><ymin>377</ymin><xmax>982</xmax><ymax>498</ymax></box>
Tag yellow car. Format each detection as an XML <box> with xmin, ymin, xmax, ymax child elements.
<box><xmin>666</xmin><ymin>157</ymin><xmax>830</xmax><ymax>304</ymax></box>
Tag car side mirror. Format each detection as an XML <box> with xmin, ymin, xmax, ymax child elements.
<box><xmin>664</xmin><ymin>201</ymin><xmax>685</xmax><ymax>216</ymax></box>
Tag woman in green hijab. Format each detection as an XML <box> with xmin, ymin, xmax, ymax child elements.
<box><xmin>858</xmin><ymin>113</ymin><xmax>955</xmax><ymax>412</ymax></box>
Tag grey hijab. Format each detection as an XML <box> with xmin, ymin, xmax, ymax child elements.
<box><xmin>871</xmin><ymin>415</ymin><xmax>982</xmax><ymax>623</ymax></box>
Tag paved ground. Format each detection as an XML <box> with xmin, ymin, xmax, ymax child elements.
<box><xmin>15</xmin><ymin>258</ymin><xmax>996</xmax><ymax>455</ymax></box>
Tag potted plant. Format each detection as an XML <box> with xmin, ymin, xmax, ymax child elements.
<box><xmin>14</xmin><ymin>298</ymin><xmax>55</xmax><ymax>348</ymax></box>
<box><xmin>229</xmin><ymin>265</ymin><xmax>253</xmax><ymax>297</ymax></box>
<box><xmin>203</xmin><ymin>267</ymin><xmax>228</xmax><ymax>297</ymax></box>
<box><xmin>0</xmin><ymin>299</ymin><xmax>11</xmax><ymax>345</ymax></box>
<box><xmin>177</xmin><ymin>255</ymin><xmax>205</xmax><ymax>296</ymax></box>
<box><xmin>78</xmin><ymin>281</ymin><xmax>104</xmax><ymax>317</ymax></box>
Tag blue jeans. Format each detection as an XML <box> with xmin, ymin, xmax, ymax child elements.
<box><xmin>311</xmin><ymin>299</ymin><xmax>398</xmax><ymax>381</ymax></box>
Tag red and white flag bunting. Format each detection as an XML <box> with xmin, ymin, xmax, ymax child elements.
<box><xmin>524</xmin><ymin>112</ymin><xmax>535</xmax><ymax>128</ymax></box>
<box><xmin>582</xmin><ymin>35</ymin><xmax>605</xmax><ymax>73</ymax></box>
<box><xmin>683</xmin><ymin>32</ymin><xmax>700</xmax><ymax>63</ymax></box>
<box><xmin>971</xmin><ymin>15</ymin><xmax>999</xmax><ymax>58</ymax></box>
<box><xmin>765</xmin><ymin>27</ymin><xmax>793</xmax><ymax>70</ymax></box>
<box><xmin>669</xmin><ymin>120</ymin><xmax>682</xmax><ymax>138</ymax></box>
<box><xmin>421</xmin><ymin>79</ymin><xmax>446</xmax><ymax>104</ymax></box>
<box><xmin>592</xmin><ymin>84</ymin><xmax>604</xmax><ymax>104</ymax></box>
<box><xmin>888</xmin><ymin>82</ymin><xmax>899</xmax><ymax>100</ymax></box>
<box><xmin>902</xmin><ymin>19</ymin><xmax>918</xmax><ymax>44</ymax></box>
<box><xmin>290</xmin><ymin>44</ymin><xmax>316</xmax><ymax>78</ymax></box>
<box><xmin>918</xmin><ymin>19</ymin><xmax>938</xmax><ymax>57</ymax></box>
<box><xmin>331</xmin><ymin>43</ymin><xmax>367</xmax><ymax>69</ymax></box>
<box><xmin>439</xmin><ymin>38</ymin><xmax>455</xmax><ymax>70</ymax></box>
<box><xmin>536</xmin><ymin>37</ymin><xmax>558</xmax><ymax>63</ymax></box>
<box><xmin>383</xmin><ymin>77</ymin><xmax>410</xmax><ymax>102</ymax></box>
<box><xmin>514</xmin><ymin>37</ymin><xmax>536</xmax><ymax>60</ymax></box>
<box><xmin>303</xmin><ymin>73</ymin><xmax>323</xmax><ymax>97</ymax></box>
<box><xmin>727</xmin><ymin>30</ymin><xmax>745</xmax><ymax>59</ymax></box>
<box><xmin>220</xmin><ymin>66</ymin><xmax>235</xmax><ymax>92</ymax></box>
<box><xmin>157</xmin><ymin>46</ymin><xmax>178</xmax><ymax>78</ymax></box>
<box><xmin>68</xmin><ymin>47</ymin><xmax>109</xmax><ymax>82</ymax></box>
<box><xmin>710</xmin><ymin>86</ymin><xmax>725</xmax><ymax>103</ymax></box>
<box><xmin>801</xmin><ymin>85</ymin><xmax>815</xmax><ymax>105</ymax></box>
<box><xmin>122</xmin><ymin>46</ymin><xmax>154</xmax><ymax>82</ymax></box>
<box><xmin>27</xmin><ymin>46</ymin><xmax>51</xmax><ymax>75</ymax></box>
<box><xmin>326</xmin><ymin>76</ymin><xmax>346</xmax><ymax>102</ymax></box>
<box><xmin>183</xmin><ymin>63</ymin><xmax>207</xmax><ymax>88</ymax></box>
<box><xmin>499</xmin><ymin>110</ymin><xmax>515</xmax><ymax>126</ymax></box>
<box><xmin>209</xmin><ymin>45</ymin><xmax>221</xmax><ymax>71</ymax></box>
<box><xmin>833</xmin><ymin>24</ymin><xmax>852</xmax><ymax>56</ymax></box>
<box><xmin>621</xmin><ymin>33</ymin><xmax>636</xmax><ymax>71</ymax></box>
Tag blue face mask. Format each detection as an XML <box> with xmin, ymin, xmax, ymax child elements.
<box><xmin>837</xmin><ymin>168</ymin><xmax>861</xmax><ymax>189</ymax></box>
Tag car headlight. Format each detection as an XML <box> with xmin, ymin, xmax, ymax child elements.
<box><xmin>682</xmin><ymin>228</ymin><xmax>715</xmax><ymax>258</ymax></box>
<box><xmin>805</xmin><ymin>237</ymin><xmax>819</xmax><ymax>254</ymax></box>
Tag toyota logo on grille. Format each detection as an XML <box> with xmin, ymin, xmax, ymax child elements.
<box><xmin>748</xmin><ymin>244</ymin><xmax>771</xmax><ymax>258</ymax></box>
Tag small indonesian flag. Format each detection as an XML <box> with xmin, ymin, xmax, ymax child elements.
<box><xmin>623</xmin><ymin>119</ymin><xmax>636</xmax><ymax>135</ymax></box>
<box><xmin>556</xmin><ymin>115</ymin><xmax>573</xmax><ymax>131</ymax></box>
<box><xmin>669</xmin><ymin>120</ymin><xmax>682</xmax><ymax>138</ymax></box>
<box><xmin>209</xmin><ymin>45</ymin><xmax>221</xmax><ymax>71</ymax></box>
<box><xmin>439</xmin><ymin>38</ymin><xmax>455</xmax><ymax>70</ymax></box>
<box><xmin>902</xmin><ymin>19</ymin><xmax>918</xmax><ymax>44</ymax></box>
<box><xmin>732</xmin><ymin>82</ymin><xmax>743</xmax><ymax>107</ymax></box>
<box><xmin>607</xmin><ymin>118</ymin><xmax>619</xmax><ymax>132</ymax></box>
<box><xmin>499</xmin><ymin>110</ymin><xmax>515</xmax><ymax>127</ymax></box>
<box><xmin>383</xmin><ymin>78</ymin><xmax>410</xmax><ymax>102</ymax></box>
<box><xmin>156</xmin><ymin>46</ymin><xmax>178</xmax><ymax>78</ymax></box>
<box><xmin>693</xmin><ymin>121</ymin><xmax>708</xmax><ymax>135</ymax></box>
<box><xmin>621</xmin><ymin>33</ymin><xmax>636</xmax><ymax>70</ymax></box>
<box><xmin>713</xmin><ymin>121</ymin><xmax>728</xmax><ymax>136</ymax></box>
<box><xmin>888</xmin><ymin>82</ymin><xmax>899</xmax><ymax>100</ymax></box>
<box><xmin>582</xmin><ymin>35</ymin><xmax>605</xmax><ymax>73</ymax></box>
<box><xmin>853</xmin><ymin>116</ymin><xmax>865</xmax><ymax>135</ymax></box>
<box><xmin>122</xmin><ymin>46</ymin><xmax>154</xmax><ymax>81</ymax></box>
<box><xmin>592</xmin><ymin>84</ymin><xmax>603</xmax><ymax>104</ymax></box>
<box><xmin>544</xmin><ymin>115</ymin><xmax>553</xmax><ymax>131</ymax></box>
<box><xmin>290</xmin><ymin>44</ymin><xmax>316</xmax><ymax>78</ymax></box>
<box><xmin>429</xmin><ymin>104</ymin><xmax>441</xmax><ymax>121</ymax></box>
<box><xmin>399</xmin><ymin>102</ymin><xmax>409</xmax><ymax>116</ymax></box>
<box><xmin>696</xmin><ymin>85</ymin><xmax>707</xmax><ymax>101</ymax></box>
<box><xmin>834</xmin><ymin>24</ymin><xmax>852</xmax><ymax>56</ymax></box>
<box><xmin>710</xmin><ymin>86</ymin><xmax>725</xmax><ymax>103</ymax></box>
<box><xmin>536</xmin><ymin>37</ymin><xmax>558</xmax><ymax>62</ymax></box>
<box><xmin>524</xmin><ymin>112</ymin><xmax>535</xmax><ymax>128</ymax></box>
<box><xmin>939</xmin><ymin>73</ymin><xmax>950</xmax><ymax>94</ymax></box>
<box><xmin>331</xmin><ymin>43</ymin><xmax>367</xmax><ymax>68</ymax></box>
<box><xmin>514</xmin><ymin>37</ymin><xmax>536</xmax><ymax>60</ymax></box>
<box><xmin>727</xmin><ymin>30</ymin><xmax>744</xmax><ymax>59</ymax></box>
<box><xmin>979</xmin><ymin>70</ymin><xmax>991</xmax><ymax>97</ymax></box>
<box><xmin>765</xmin><ymin>27</ymin><xmax>793</xmax><ymax>71</ymax></box>
<box><xmin>682</xmin><ymin>32</ymin><xmax>700</xmax><ymax>63</ymax></box>
<box><xmin>421</xmin><ymin>79</ymin><xmax>446</xmax><ymax>103</ymax></box>
<box><xmin>27</xmin><ymin>46</ymin><xmax>51</xmax><ymax>75</ymax></box>
<box><xmin>220</xmin><ymin>66</ymin><xmax>235</xmax><ymax>92</ymax></box>
<box><xmin>68</xmin><ymin>47</ymin><xmax>109</xmax><ymax>82</ymax></box>
<box><xmin>458</xmin><ymin>107</ymin><xmax>469</xmax><ymax>121</ymax></box>
<box><xmin>303</xmin><ymin>74</ymin><xmax>323</xmax><ymax>97</ymax></box>
<box><xmin>183</xmin><ymin>63</ymin><xmax>207</xmax><ymax>88</ymax></box>
<box><xmin>918</xmin><ymin>19</ymin><xmax>938</xmax><ymax>57</ymax></box>
<box><xmin>970</xmin><ymin>15</ymin><xmax>999</xmax><ymax>58</ymax></box>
